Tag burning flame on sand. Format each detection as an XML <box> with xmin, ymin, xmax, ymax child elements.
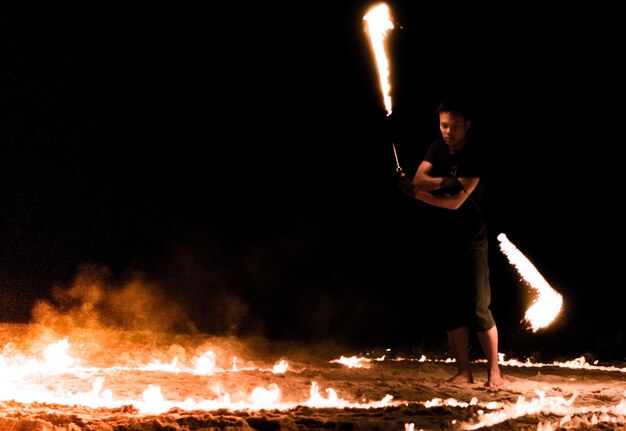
<box><xmin>497</xmin><ymin>233</ymin><xmax>563</xmax><ymax>331</ymax></box>
<box><xmin>1</xmin><ymin>326</ymin><xmax>625</xmax><ymax>430</ymax></box>
<box><xmin>0</xmin><ymin>333</ymin><xmax>396</xmax><ymax>414</ymax></box>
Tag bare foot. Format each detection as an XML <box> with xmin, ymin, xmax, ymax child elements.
<box><xmin>486</xmin><ymin>370</ymin><xmax>505</xmax><ymax>389</ymax></box>
<box><xmin>445</xmin><ymin>372</ymin><xmax>473</xmax><ymax>385</ymax></box>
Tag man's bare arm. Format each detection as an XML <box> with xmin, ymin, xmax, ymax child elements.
<box><xmin>414</xmin><ymin>177</ymin><xmax>480</xmax><ymax>210</ymax></box>
<box><xmin>413</xmin><ymin>161</ymin><xmax>444</xmax><ymax>192</ymax></box>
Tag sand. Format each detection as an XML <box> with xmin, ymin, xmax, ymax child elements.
<box><xmin>0</xmin><ymin>324</ymin><xmax>625</xmax><ymax>430</ymax></box>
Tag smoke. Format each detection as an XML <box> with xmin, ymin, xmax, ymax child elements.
<box><xmin>31</xmin><ymin>263</ymin><xmax>194</xmax><ymax>333</ymax></box>
<box><xmin>154</xmin><ymin>239</ymin><xmax>255</xmax><ymax>337</ymax></box>
<box><xmin>27</xmin><ymin>204</ymin><xmax>400</xmax><ymax>347</ymax></box>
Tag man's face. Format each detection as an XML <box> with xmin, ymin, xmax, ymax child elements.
<box><xmin>439</xmin><ymin>111</ymin><xmax>469</xmax><ymax>150</ymax></box>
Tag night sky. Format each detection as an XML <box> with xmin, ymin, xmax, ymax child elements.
<box><xmin>2</xmin><ymin>2</ymin><xmax>624</xmax><ymax>360</ymax></box>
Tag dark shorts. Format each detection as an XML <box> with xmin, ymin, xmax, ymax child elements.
<box><xmin>435</xmin><ymin>226</ymin><xmax>495</xmax><ymax>332</ymax></box>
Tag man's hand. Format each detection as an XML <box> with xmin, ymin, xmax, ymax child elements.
<box><xmin>431</xmin><ymin>177</ymin><xmax>465</xmax><ymax>195</ymax></box>
<box><xmin>397</xmin><ymin>176</ymin><xmax>416</xmax><ymax>198</ymax></box>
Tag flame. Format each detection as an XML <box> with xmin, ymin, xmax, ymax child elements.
<box><xmin>332</xmin><ymin>352</ymin><xmax>626</xmax><ymax>373</ymax></box>
<box><xmin>330</xmin><ymin>353</ymin><xmax>387</xmax><ymax>368</ymax></box>
<box><xmin>1</xmin><ymin>332</ymin><xmax>625</xmax><ymax>428</ymax></box>
<box><xmin>272</xmin><ymin>359</ymin><xmax>289</xmax><ymax>374</ymax></box>
<box><xmin>0</xmin><ymin>335</ymin><xmax>396</xmax><ymax>414</ymax></box>
<box><xmin>249</xmin><ymin>383</ymin><xmax>281</xmax><ymax>408</ymax></box>
<box><xmin>363</xmin><ymin>3</ymin><xmax>395</xmax><ymax>116</ymax></box>
<box><xmin>497</xmin><ymin>233</ymin><xmax>563</xmax><ymax>331</ymax></box>
<box><xmin>330</xmin><ymin>355</ymin><xmax>373</xmax><ymax>368</ymax></box>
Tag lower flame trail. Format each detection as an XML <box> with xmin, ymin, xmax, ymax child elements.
<box><xmin>497</xmin><ymin>233</ymin><xmax>563</xmax><ymax>331</ymax></box>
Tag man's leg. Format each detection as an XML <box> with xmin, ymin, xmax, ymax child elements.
<box><xmin>476</xmin><ymin>325</ymin><xmax>504</xmax><ymax>388</ymax></box>
<box><xmin>446</xmin><ymin>326</ymin><xmax>473</xmax><ymax>384</ymax></box>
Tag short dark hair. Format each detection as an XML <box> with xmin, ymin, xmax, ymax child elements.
<box><xmin>436</xmin><ymin>99</ymin><xmax>472</xmax><ymax>121</ymax></box>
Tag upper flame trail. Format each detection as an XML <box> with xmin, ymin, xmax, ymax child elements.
<box><xmin>363</xmin><ymin>3</ymin><xmax>395</xmax><ymax>116</ymax></box>
<box><xmin>497</xmin><ymin>233</ymin><xmax>563</xmax><ymax>332</ymax></box>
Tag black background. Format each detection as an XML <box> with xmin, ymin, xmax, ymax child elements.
<box><xmin>2</xmin><ymin>2</ymin><xmax>624</xmax><ymax>360</ymax></box>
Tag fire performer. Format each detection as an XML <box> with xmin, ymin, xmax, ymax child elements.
<box><xmin>397</xmin><ymin>99</ymin><xmax>504</xmax><ymax>388</ymax></box>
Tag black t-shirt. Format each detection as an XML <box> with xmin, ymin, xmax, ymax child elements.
<box><xmin>423</xmin><ymin>138</ymin><xmax>486</xmax><ymax>239</ymax></box>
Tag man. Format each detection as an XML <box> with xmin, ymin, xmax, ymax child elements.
<box><xmin>398</xmin><ymin>100</ymin><xmax>504</xmax><ymax>388</ymax></box>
